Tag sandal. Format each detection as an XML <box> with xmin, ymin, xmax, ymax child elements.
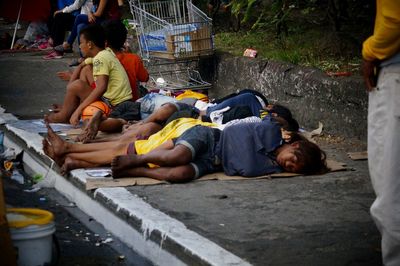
<box><xmin>69</xmin><ymin>57</ymin><xmax>84</xmax><ymax>67</ymax></box>
<box><xmin>54</xmin><ymin>44</ymin><xmax>73</xmax><ymax>53</ymax></box>
<box><xmin>43</xmin><ymin>50</ymin><xmax>63</xmax><ymax>60</ymax></box>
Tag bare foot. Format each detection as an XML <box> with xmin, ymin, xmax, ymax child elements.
<box><xmin>122</xmin><ymin>121</ymin><xmax>143</xmax><ymax>133</ymax></box>
<box><xmin>42</xmin><ymin>138</ymin><xmax>64</xmax><ymax>166</ymax></box>
<box><xmin>61</xmin><ymin>157</ymin><xmax>76</xmax><ymax>175</ymax></box>
<box><xmin>61</xmin><ymin>157</ymin><xmax>77</xmax><ymax>175</ymax></box>
<box><xmin>75</xmin><ymin>110</ymin><xmax>103</xmax><ymax>143</ymax></box>
<box><xmin>61</xmin><ymin>156</ymin><xmax>98</xmax><ymax>174</ymax></box>
<box><xmin>45</xmin><ymin>122</ymin><xmax>69</xmax><ymax>157</ymax></box>
<box><xmin>111</xmin><ymin>168</ymin><xmax>136</xmax><ymax>179</ymax></box>
<box><xmin>56</xmin><ymin>71</ymin><xmax>72</xmax><ymax>82</ymax></box>
<box><xmin>111</xmin><ymin>154</ymin><xmax>144</xmax><ymax>177</ymax></box>
<box><xmin>44</xmin><ymin>114</ymin><xmax>49</xmax><ymax>124</ymax></box>
<box><xmin>42</xmin><ymin>138</ymin><xmax>55</xmax><ymax>160</ymax></box>
<box><xmin>45</xmin><ymin>111</ymin><xmax>69</xmax><ymax>123</ymax></box>
<box><xmin>50</xmin><ymin>103</ymin><xmax>62</xmax><ymax>113</ymax></box>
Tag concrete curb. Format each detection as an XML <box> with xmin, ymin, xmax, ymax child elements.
<box><xmin>1</xmin><ymin>112</ymin><xmax>250</xmax><ymax>266</ymax></box>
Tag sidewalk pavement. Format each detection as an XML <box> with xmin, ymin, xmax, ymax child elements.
<box><xmin>0</xmin><ymin>51</ymin><xmax>381</xmax><ymax>265</ymax></box>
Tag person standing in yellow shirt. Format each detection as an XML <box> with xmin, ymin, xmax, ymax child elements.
<box><xmin>362</xmin><ymin>1</ymin><xmax>400</xmax><ymax>265</ymax></box>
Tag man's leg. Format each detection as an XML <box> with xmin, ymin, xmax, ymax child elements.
<box><xmin>368</xmin><ymin>64</ymin><xmax>400</xmax><ymax>265</ymax></box>
<box><xmin>46</xmin><ymin>79</ymin><xmax>92</xmax><ymax>123</ymax></box>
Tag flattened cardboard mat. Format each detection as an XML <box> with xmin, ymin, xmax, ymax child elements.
<box><xmin>5</xmin><ymin>120</ymin><xmax>348</xmax><ymax>190</ymax></box>
<box><xmin>85</xmin><ymin>159</ymin><xmax>347</xmax><ymax>190</ymax></box>
<box><xmin>347</xmin><ymin>151</ymin><xmax>368</xmax><ymax>160</ymax></box>
<box><xmin>74</xmin><ymin>120</ymin><xmax>347</xmax><ymax>190</ymax></box>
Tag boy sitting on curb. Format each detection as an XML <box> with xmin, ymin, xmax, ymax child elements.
<box><xmin>46</xmin><ymin>24</ymin><xmax>132</xmax><ymax>126</ymax></box>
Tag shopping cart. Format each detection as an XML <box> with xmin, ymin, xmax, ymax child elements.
<box><xmin>145</xmin><ymin>68</ymin><xmax>211</xmax><ymax>92</ymax></box>
<box><xmin>129</xmin><ymin>0</ymin><xmax>214</xmax><ymax>60</ymax></box>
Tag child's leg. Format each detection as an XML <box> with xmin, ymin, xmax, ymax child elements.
<box><xmin>98</xmin><ymin>118</ymin><xmax>127</xmax><ymax>133</ymax></box>
<box><xmin>46</xmin><ymin>80</ymin><xmax>92</xmax><ymax>123</ymax></box>
<box><xmin>59</xmin><ymin>137</ymin><xmax>131</xmax><ymax>173</ymax></box>
<box><xmin>61</xmin><ymin>156</ymin><xmax>99</xmax><ymax>175</ymax></box>
<box><xmin>111</xmin><ymin>141</ymin><xmax>191</xmax><ymax>172</ymax></box>
<box><xmin>75</xmin><ymin>110</ymin><xmax>106</xmax><ymax>143</ymax></box>
<box><xmin>112</xmin><ymin>164</ymin><xmax>196</xmax><ymax>182</ymax></box>
<box><xmin>53</xmin><ymin>65</ymin><xmax>92</xmax><ymax>109</ymax></box>
<box><xmin>143</xmin><ymin>102</ymin><xmax>179</xmax><ymax>124</ymax></box>
<box><xmin>45</xmin><ymin>122</ymin><xmax>131</xmax><ymax>156</ymax></box>
<box><xmin>79</xmin><ymin>64</ymin><xmax>93</xmax><ymax>85</ymax></box>
<box><xmin>77</xmin><ymin>121</ymin><xmax>163</xmax><ymax>144</ymax></box>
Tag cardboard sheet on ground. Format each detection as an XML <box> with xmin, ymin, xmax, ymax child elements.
<box><xmin>85</xmin><ymin>159</ymin><xmax>346</xmax><ymax>190</ymax></box>
<box><xmin>65</xmin><ymin>128</ymin><xmax>121</xmax><ymax>141</ymax></box>
<box><xmin>347</xmin><ymin>151</ymin><xmax>368</xmax><ymax>160</ymax></box>
<box><xmin>7</xmin><ymin>119</ymin><xmax>79</xmax><ymax>133</ymax></box>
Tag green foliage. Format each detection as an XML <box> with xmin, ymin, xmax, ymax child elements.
<box><xmin>209</xmin><ymin>0</ymin><xmax>374</xmax><ymax>72</ymax></box>
<box><xmin>214</xmin><ymin>29</ymin><xmax>362</xmax><ymax>72</ymax></box>
<box><xmin>229</xmin><ymin>0</ymin><xmax>294</xmax><ymax>33</ymax></box>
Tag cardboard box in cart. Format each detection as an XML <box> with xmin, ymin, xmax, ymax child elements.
<box><xmin>151</xmin><ymin>26</ymin><xmax>213</xmax><ymax>60</ymax></box>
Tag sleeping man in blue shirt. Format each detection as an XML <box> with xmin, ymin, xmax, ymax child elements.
<box><xmin>111</xmin><ymin>117</ymin><xmax>328</xmax><ymax>182</ymax></box>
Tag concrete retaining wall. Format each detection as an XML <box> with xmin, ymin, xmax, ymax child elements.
<box><xmin>202</xmin><ymin>53</ymin><xmax>368</xmax><ymax>139</ymax></box>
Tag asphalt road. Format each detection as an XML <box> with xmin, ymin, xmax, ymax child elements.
<box><xmin>0</xmin><ymin>46</ymin><xmax>383</xmax><ymax>266</ymax></box>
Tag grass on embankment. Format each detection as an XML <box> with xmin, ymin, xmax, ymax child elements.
<box><xmin>214</xmin><ymin>29</ymin><xmax>362</xmax><ymax>74</ymax></box>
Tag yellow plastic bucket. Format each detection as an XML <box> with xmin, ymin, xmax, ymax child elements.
<box><xmin>7</xmin><ymin>208</ymin><xmax>55</xmax><ymax>266</ymax></box>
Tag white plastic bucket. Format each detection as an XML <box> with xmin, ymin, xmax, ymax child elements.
<box><xmin>7</xmin><ymin>208</ymin><xmax>56</xmax><ymax>266</ymax></box>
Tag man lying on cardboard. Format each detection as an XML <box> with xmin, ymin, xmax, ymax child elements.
<box><xmin>43</xmin><ymin>116</ymin><xmax>327</xmax><ymax>182</ymax></box>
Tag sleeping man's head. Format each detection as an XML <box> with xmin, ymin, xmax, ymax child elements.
<box><xmin>275</xmin><ymin>139</ymin><xmax>328</xmax><ymax>174</ymax></box>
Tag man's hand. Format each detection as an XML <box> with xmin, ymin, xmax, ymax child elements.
<box><xmin>88</xmin><ymin>13</ymin><xmax>96</xmax><ymax>23</ymax></box>
<box><xmin>56</xmin><ymin>71</ymin><xmax>72</xmax><ymax>81</ymax></box>
<box><xmin>362</xmin><ymin>59</ymin><xmax>379</xmax><ymax>92</ymax></box>
<box><xmin>53</xmin><ymin>10</ymin><xmax>62</xmax><ymax>17</ymax></box>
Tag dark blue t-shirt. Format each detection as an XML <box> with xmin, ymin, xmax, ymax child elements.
<box><xmin>216</xmin><ymin>117</ymin><xmax>283</xmax><ymax>176</ymax></box>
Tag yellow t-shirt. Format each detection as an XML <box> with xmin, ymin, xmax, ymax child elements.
<box><xmin>134</xmin><ymin>118</ymin><xmax>218</xmax><ymax>166</ymax></box>
<box><xmin>362</xmin><ymin>0</ymin><xmax>400</xmax><ymax>61</ymax></box>
<box><xmin>92</xmin><ymin>48</ymin><xmax>132</xmax><ymax>106</ymax></box>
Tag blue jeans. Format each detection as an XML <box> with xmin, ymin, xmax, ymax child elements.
<box><xmin>139</xmin><ymin>93</ymin><xmax>176</xmax><ymax>120</ymax></box>
<box><xmin>67</xmin><ymin>14</ymin><xmax>89</xmax><ymax>46</ymax></box>
<box><xmin>67</xmin><ymin>14</ymin><xmax>104</xmax><ymax>56</ymax></box>
<box><xmin>174</xmin><ymin>125</ymin><xmax>221</xmax><ymax>179</ymax></box>
<box><xmin>206</xmin><ymin>92</ymin><xmax>262</xmax><ymax>117</ymax></box>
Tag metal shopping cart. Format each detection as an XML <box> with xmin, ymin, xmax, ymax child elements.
<box><xmin>129</xmin><ymin>0</ymin><xmax>214</xmax><ymax>93</ymax></box>
<box><xmin>145</xmin><ymin>67</ymin><xmax>211</xmax><ymax>92</ymax></box>
<box><xmin>129</xmin><ymin>0</ymin><xmax>214</xmax><ymax>60</ymax></box>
